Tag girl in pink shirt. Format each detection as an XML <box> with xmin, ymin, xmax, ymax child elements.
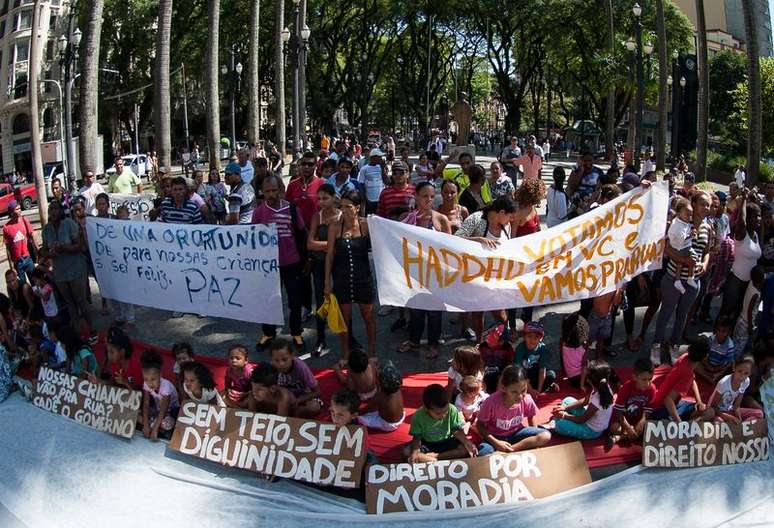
<box><xmin>223</xmin><ymin>344</ymin><xmax>255</xmax><ymax>408</ymax></box>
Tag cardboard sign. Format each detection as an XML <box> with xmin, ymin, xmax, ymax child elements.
<box><xmin>169</xmin><ymin>402</ymin><xmax>367</xmax><ymax>488</ymax></box>
<box><xmin>32</xmin><ymin>367</ymin><xmax>141</xmax><ymax>439</ymax></box>
<box><xmin>365</xmin><ymin>442</ymin><xmax>591</xmax><ymax>514</ymax></box>
<box><xmin>642</xmin><ymin>419</ymin><xmax>769</xmax><ymax>468</ymax></box>
<box><xmin>108</xmin><ymin>193</ymin><xmax>156</xmax><ymax>221</ymax></box>
<box><xmin>369</xmin><ymin>182</ymin><xmax>668</xmax><ymax>311</ymax></box>
<box><xmin>85</xmin><ymin>217</ymin><xmax>283</xmax><ymax>325</ymax></box>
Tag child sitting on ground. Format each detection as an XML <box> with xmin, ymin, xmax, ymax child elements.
<box><xmin>651</xmin><ymin>336</ymin><xmax>715</xmax><ymax>422</ymax></box>
<box><xmin>667</xmin><ymin>197</ymin><xmax>698</xmax><ymax>294</ymax></box>
<box><xmin>58</xmin><ymin>325</ymin><xmax>97</xmax><ymax>377</ymax></box>
<box><xmin>101</xmin><ymin>326</ymin><xmax>142</xmax><ymax>390</ymax></box>
<box><xmin>733</xmin><ymin>266</ymin><xmax>764</xmax><ymax>354</ymax></box>
<box><xmin>223</xmin><ymin>344</ymin><xmax>255</xmax><ymax>408</ymax></box>
<box><xmin>30</xmin><ymin>268</ymin><xmax>59</xmax><ymax>324</ymax></box>
<box><xmin>609</xmin><ymin>358</ymin><xmax>656</xmax><ymax>444</ymax></box>
<box><xmin>695</xmin><ymin>316</ymin><xmax>736</xmax><ymax>384</ymax></box>
<box><xmin>270</xmin><ymin>338</ymin><xmax>322</xmax><ymax>418</ymax></box>
<box><xmin>477</xmin><ymin>365</ymin><xmax>551</xmax><ymax>454</ymax></box>
<box><xmin>358</xmin><ymin>361</ymin><xmax>406</xmax><ymax>432</ymax></box>
<box><xmin>329</xmin><ymin>388</ymin><xmax>379</xmax><ymax>468</ymax></box>
<box><xmin>561</xmin><ymin>313</ymin><xmax>590</xmax><ymax>389</ymax></box>
<box><xmin>514</xmin><ymin>321</ymin><xmax>558</xmax><ymax>395</ymax></box>
<box><xmin>551</xmin><ymin>360</ymin><xmax>615</xmax><ymax>440</ymax></box>
<box><xmin>404</xmin><ymin>383</ymin><xmax>477</xmax><ymax>463</ymax></box>
<box><xmin>447</xmin><ymin>345</ymin><xmax>484</xmax><ymax>400</ymax></box>
<box><xmin>171</xmin><ymin>342</ymin><xmax>194</xmax><ymax>395</ymax></box>
<box><xmin>140</xmin><ymin>349</ymin><xmax>180</xmax><ymax>441</ymax></box>
<box><xmin>180</xmin><ymin>360</ymin><xmax>225</xmax><ymax>407</ymax></box>
<box><xmin>28</xmin><ymin>322</ymin><xmax>65</xmax><ymax>371</ymax></box>
<box><xmin>247</xmin><ymin>363</ymin><xmax>296</xmax><ymax>416</ymax></box>
<box><xmin>479</xmin><ymin>324</ymin><xmax>515</xmax><ymax>393</ymax></box>
<box><xmin>334</xmin><ymin>347</ymin><xmax>377</xmax><ymax>401</ymax></box>
<box><xmin>454</xmin><ymin>375</ymin><xmax>488</xmax><ymax>432</ymax></box>
<box><xmin>709</xmin><ymin>356</ymin><xmax>765</xmax><ymax>423</ymax></box>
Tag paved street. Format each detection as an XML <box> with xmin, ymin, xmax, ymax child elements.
<box><xmin>2</xmin><ymin>157</ymin><xmax>725</xmax><ymax>374</ymax></box>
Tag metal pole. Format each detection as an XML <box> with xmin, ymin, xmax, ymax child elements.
<box><xmin>134</xmin><ymin>103</ymin><xmax>140</xmax><ymax>156</ymax></box>
<box><xmin>274</xmin><ymin>0</ymin><xmax>286</xmax><ymax>158</ymax></box>
<box><xmin>230</xmin><ymin>46</ymin><xmax>237</xmax><ymax>155</ymax></box>
<box><xmin>634</xmin><ymin>16</ymin><xmax>644</xmax><ymax>173</ymax></box>
<box><xmin>298</xmin><ymin>0</ymin><xmax>307</xmax><ymax>154</ymax></box>
<box><xmin>291</xmin><ymin>2</ymin><xmax>301</xmax><ymax>160</ymax></box>
<box><xmin>182</xmin><ymin>63</ymin><xmax>190</xmax><ymax>152</ymax></box>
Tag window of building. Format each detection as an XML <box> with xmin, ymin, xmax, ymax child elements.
<box><xmin>49</xmin><ymin>14</ymin><xmax>56</xmax><ymax>29</ymax></box>
<box><xmin>12</xmin><ymin>113</ymin><xmax>29</xmax><ymax>134</ymax></box>
<box><xmin>15</xmin><ymin>37</ymin><xmax>28</xmax><ymax>62</ymax></box>
<box><xmin>13</xmin><ymin>72</ymin><xmax>26</xmax><ymax>99</ymax></box>
<box><xmin>0</xmin><ymin>2</ymin><xmax>7</xmax><ymax>17</ymax></box>
<box><xmin>45</xmin><ymin>38</ymin><xmax>53</xmax><ymax>60</ymax></box>
<box><xmin>0</xmin><ymin>19</ymin><xmax>5</xmax><ymax>38</ymax></box>
<box><xmin>16</xmin><ymin>8</ymin><xmax>31</xmax><ymax>31</ymax></box>
<box><xmin>42</xmin><ymin>107</ymin><xmax>53</xmax><ymax>127</ymax></box>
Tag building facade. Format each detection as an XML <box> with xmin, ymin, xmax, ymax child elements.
<box><xmin>0</xmin><ymin>0</ymin><xmax>70</xmax><ymax>178</ymax></box>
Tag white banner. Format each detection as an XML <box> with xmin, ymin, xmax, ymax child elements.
<box><xmin>369</xmin><ymin>182</ymin><xmax>669</xmax><ymax>311</ymax></box>
<box><xmin>108</xmin><ymin>193</ymin><xmax>156</xmax><ymax>221</ymax></box>
<box><xmin>86</xmin><ymin>217</ymin><xmax>283</xmax><ymax>324</ymax></box>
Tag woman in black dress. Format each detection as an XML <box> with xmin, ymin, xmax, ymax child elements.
<box><xmin>324</xmin><ymin>190</ymin><xmax>375</xmax><ymax>365</ymax></box>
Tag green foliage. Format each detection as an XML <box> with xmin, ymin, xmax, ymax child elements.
<box><xmin>709</xmin><ymin>50</ymin><xmax>747</xmax><ymax>141</ymax></box>
<box><xmin>730</xmin><ymin>57</ymin><xmax>774</xmax><ymax>154</ymax></box>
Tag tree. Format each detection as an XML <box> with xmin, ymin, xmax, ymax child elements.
<box><xmin>742</xmin><ymin>0</ymin><xmax>761</xmax><ymax>184</ymax></box>
<box><xmin>695</xmin><ymin>0</ymin><xmax>709</xmax><ymax>179</ymax></box>
<box><xmin>154</xmin><ymin>0</ymin><xmax>173</xmax><ymax>168</ymax></box>
<box><xmin>731</xmin><ymin>58</ymin><xmax>774</xmax><ymax>154</ymax></box>
<box><xmin>205</xmin><ymin>0</ymin><xmax>221</xmax><ymax>171</ymax></box>
<box><xmin>709</xmin><ymin>50</ymin><xmax>746</xmax><ymax>142</ymax></box>
<box><xmin>247</xmin><ymin>0</ymin><xmax>260</xmax><ymax>145</ymax></box>
<box><xmin>78</xmin><ymin>0</ymin><xmax>105</xmax><ymax>177</ymax></box>
<box><xmin>604</xmin><ymin>0</ymin><xmax>615</xmax><ymax>161</ymax></box>
<box><xmin>30</xmin><ymin>0</ymin><xmax>47</xmax><ymax>224</ymax></box>
<box><xmin>274</xmin><ymin>0</ymin><xmax>286</xmax><ymax>156</ymax></box>
<box><xmin>655</xmin><ymin>0</ymin><xmax>667</xmax><ymax>171</ymax></box>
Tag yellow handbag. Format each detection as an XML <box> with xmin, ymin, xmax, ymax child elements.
<box><xmin>317</xmin><ymin>293</ymin><xmax>347</xmax><ymax>334</ymax></box>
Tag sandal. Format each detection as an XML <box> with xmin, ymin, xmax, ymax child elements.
<box><xmin>398</xmin><ymin>340</ymin><xmax>418</xmax><ymax>354</ymax></box>
<box><xmin>425</xmin><ymin>345</ymin><xmax>440</xmax><ymax>360</ymax></box>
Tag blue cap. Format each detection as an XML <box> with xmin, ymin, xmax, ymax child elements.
<box><xmin>224</xmin><ymin>161</ymin><xmax>242</xmax><ymax>175</ymax></box>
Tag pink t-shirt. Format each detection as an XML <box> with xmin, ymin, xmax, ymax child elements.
<box><xmin>562</xmin><ymin>345</ymin><xmax>586</xmax><ymax>378</ymax></box>
<box><xmin>477</xmin><ymin>390</ymin><xmax>538</xmax><ymax>436</ymax></box>
<box><xmin>143</xmin><ymin>377</ymin><xmax>180</xmax><ymax>409</ymax></box>
<box><xmin>251</xmin><ymin>201</ymin><xmax>305</xmax><ymax>266</ymax></box>
<box><xmin>225</xmin><ymin>363</ymin><xmax>256</xmax><ymax>401</ymax></box>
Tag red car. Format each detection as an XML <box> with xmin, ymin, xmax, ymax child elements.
<box><xmin>0</xmin><ymin>182</ymin><xmax>38</xmax><ymax>214</ymax></box>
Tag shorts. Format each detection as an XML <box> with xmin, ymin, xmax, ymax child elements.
<box><xmin>358</xmin><ymin>411</ymin><xmax>406</xmax><ymax>432</ymax></box>
<box><xmin>651</xmin><ymin>400</ymin><xmax>696</xmax><ymax>421</ymax></box>
<box><xmin>418</xmin><ymin>437</ymin><xmax>460</xmax><ymax>454</ymax></box>
<box><xmin>477</xmin><ymin>426</ymin><xmax>549</xmax><ymax>456</ymax></box>
<box><xmin>588</xmin><ymin>312</ymin><xmax>612</xmax><ymax>342</ymax></box>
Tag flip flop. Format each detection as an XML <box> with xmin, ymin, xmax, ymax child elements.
<box><xmin>398</xmin><ymin>340</ymin><xmax>417</xmax><ymax>354</ymax></box>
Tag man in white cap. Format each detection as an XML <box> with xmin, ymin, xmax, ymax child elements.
<box><xmin>357</xmin><ymin>147</ymin><xmax>389</xmax><ymax>215</ymax></box>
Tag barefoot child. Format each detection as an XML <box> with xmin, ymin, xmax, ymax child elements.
<box><xmin>334</xmin><ymin>347</ymin><xmax>377</xmax><ymax>401</ymax></box>
<box><xmin>588</xmin><ymin>289</ymin><xmax>622</xmax><ymax>358</ymax></box>
<box><xmin>404</xmin><ymin>383</ymin><xmax>477</xmax><ymax>463</ymax></box>
<box><xmin>651</xmin><ymin>336</ymin><xmax>715</xmax><ymax>422</ymax></box>
<box><xmin>610</xmin><ymin>358</ymin><xmax>656</xmax><ymax>444</ymax></box>
<box><xmin>667</xmin><ymin>197</ymin><xmax>697</xmax><ymax>294</ymax></box>
<box><xmin>180</xmin><ymin>361</ymin><xmax>225</xmax><ymax>406</ymax></box>
<box><xmin>477</xmin><ymin>366</ymin><xmax>551</xmax><ymax>454</ymax></box>
<box><xmin>223</xmin><ymin>344</ymin><xmax>255</xmax><ymax>408</ymax></box>
<box><xmin>552</xmin><ymin>360</ymin><xmax>615</xmax><ymax>440</ymax></box>
<box><xmin>454</xmin><ymin>375</ymin><xmax>488</xmax><ymax>432</ymax></box>
<box><xmin>247</xmin><ymin>363</ymin><xmax>296</xmax><ymax>416</ymax></box>
<box><xmin>561</xmin><ymin>313</ymin><xmax>589</xmax><ymax>389</ymax></box>
<box><xmin>709</xmin><ymin>356</ymin><xmax>764</xmax><ymax>423</ymax></box>
<box><xmin>270</xmin><ymin>338</ymin><xmax>322</xmax><ymax>418</ymax></box>
<box><xmin>329</xmin><ymin>388</ymin><xmax>379</xmax><ymax>468</ymax></box>
<box><xmin>514</xmin><ymin>322</ymin><xmax>557</xmax><ymax>395</ymax></box>
<box><xmin>140</xmin><ymin>350</ymin><xmax>179</xmax><ymax>441</ymax></box>
<box><xmin>171</xmin><ymin>342</ymin><xmax>194</xmax><ymax>396</ymax></box>
<box><xmin>358</xmin><ymin>361</ymin><xmax>405</xmax><ymax>432</ymax></box>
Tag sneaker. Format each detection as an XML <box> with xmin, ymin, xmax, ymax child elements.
<box><xmin>669</xmin><ymin>344</ymin><xmax>681</xmax><ymax>364</ymax></box>
<box><xmin>377</xmin><ymin>306</ymin><xmax>394</xmax><ymax>317</ymax></box>
<box><xmin>390</xmin><ymin>317</ymin><xmax>407</xmax><ymax>332</ymax></box>
<box><xmin>460</xmin><ymin>327</ymin><xmax>476</xmax><ymax>341</ymax></box>
<box><xmin>650</xmin><ymin>343</ymin><xmax>662</xmax><ymax>366</ymax></box>
<box><xmin>674</xmin><ymin>280</ymin><xmax>686</xmax><ymax>294</ymax></box>
<box><xmin>313</xmin><ymin>342</ymin><xmax>328</xmax><ymax>357</ymax></box>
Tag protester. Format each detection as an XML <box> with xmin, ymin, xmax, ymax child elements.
<box><xmin>708</xmin><ymin>356</ymin><xmax>764</xmax><ymax>423</ymax></box>
<box><xmin>499</xmin><ymin>136</ymin><xmax>521</xmax><ymax>183</ymax></box>
<box><xmin>108</xmin><ymin>156</ymin><xmax>143</xmax><ymax>194</ymax></box>
<box><xmin>511</xmin><ymin>143</ymin><xmax>543</xmax><ymax>182</ymax></box>
<box><xmin>77</xmin><ymin>168</ymin><xmax>105</xmax><ymax>216</ymax></box>
<box><xmin>357</xmin><ymin>148</ymin><xmax>388</xmax><ymax>215</ymax></box>
<box><xmin>436</xmin><ymin>179</ymin><xmax>469</xmax><ymax>234</ymax></box>
<box><xmin>159</xmin><ymin>176</ymin><xmax>202</xmax><ymax>224</ymax></box>
<box><xmin>204</xmin><ymin>167</ymin><xmax>228</xmax><ymax>224</ymax></box>
<box><xmin>551</xmin><ymin>360</ymin><xmax>615</xmax><ymax>440</ymax></box>
<box><xmin>376</xmin><ymin>161</ymin><xmax>414</xmax><ymax>219</ymax></box>
<box><xmin>3</xmin><ymin>200</ymin><xmax>37</xmax><ymax>285</ymax></box>
<box><xmin>223</xmin><ymin>344</ymin><xmax>255</xmax><ymax>408</ymax></box>
<box><xmin>180</xmin><ymin>360</ymin><xmax>226</xmax><ymax>406</ymax></box>
<box><xmin>545</xmin><ymin>167</ymin><xmax>568</xmax><ymax>228</ymax></box>
<box><xmin>270</xmin><ymin>338</ymin><xmax>322</xmax><ymax>418</ymax></box>
<box><xmin>609</xmin><ymin>358</ymin><xmax>655</xmax><ymax>444</ymax></box>
<box><xmin>458</xmin><ymin>164</ymin><xmax>487</xmax><ymax>214</ymax></box>
<box><xmin>484</xmin><ymin>161</ymin><xmax>514</xmax><ymax>201</ymax></box>
<box><xmin>140</xmin><ymin>349</ymin><xmax>180</xmax><ymax>441</ymax></box>
<box><xmin>719</xmin><ymin>191</ymin><xmax>761</xmax><ymax>321</ymax></box>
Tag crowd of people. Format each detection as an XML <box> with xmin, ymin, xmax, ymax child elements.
<box><xmin>0</xmin><ymin>136</ymin><xmax>772</xmax><ymax>466</ymax></box>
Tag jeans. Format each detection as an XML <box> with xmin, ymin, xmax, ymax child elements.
<box><xmin>311</xmin><ymin>259</ymin><xmax>327</xmax><ymax>344</ymax></box>
<box><xmin>409</xmin><ymin>309</ymin><xmax>442</xmax><ymax>346</ymax></box>
<box><xmin>15</xmin><ymin>256</ymin><xmax>35</xmax><ymax>285</ymax></box>
<box><xmin>651</xmin><ymin>400</ymin><xmax>696</xmax><ymax>421</ymax></box>
<box><xmin>478</xmin><ymin>426</ymin><xmax>548</xmax><ymax>455</ymax></box>
<box><xmin>653</xmin><ymin>272</ymin><xmax>699</xmax><ymax>346</ymax></box>
<box><xmin>554</xmin><ymin>396</ymin><xmax>603</xmax><ymax>440</ymax></box>
<box><xmin>527</xmin><ymin>365</ymin><xmax>556</xmax><ymax>392</ymax></box>
<box><xmin>262</xmin><ymin>262</ymin><xmax>304</xmax><ymax>338</ymax></box>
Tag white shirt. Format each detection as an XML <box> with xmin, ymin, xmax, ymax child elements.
<box><xmin>586</xmin><ymin>391</ymin><xmax>614</xmax><ymax>432</ymax></box>
<box><xmin>735</xmin><ymin>282</ymin><xmax>761</xmax><ymax>338</ymax></box>
<box><xmin>642</xmin><ymin>159</ymin><xmax>656</xmax><ymax>175</ymax></box>
<box><xmin>668</xmin><ymin>217</ymin><xmax>693</xmax><ymax>251</ymax></box>
<box><xmin>732</xmin><ymin>233</ymin><xmax>762</xmax><ymax>281</ymax></box>
<box><xmin>357</xmin><ymin>164</ymin><xmax>385</xmax><ymax>202</ymax></box>
<box><xmin>734</xmin><ymin>169</ymin><xmax>746</xmax><ymax>187</ymax></box>
<box><xmin>714</xmin><ymin>374</ymin><xmax>750</xmax><ymax>412</ymax></box>
<box><xmin>78</xmin><ymin>181</ymin><xmax>106</xmax><ymax>216</ymax></box>
<box><xmin>546</xmin><ymin>186</ymin><xmax>568</xmax><ymax>228</ymax></box>
<box><xmin>542</xmin><ymin>141</ymin><xmax>551</xmax><ymax>154</ymax></box>
<box><xmin>239</xmin><ymin>161</ymin><xmax>254</xmax><ymax>185</ymax></box>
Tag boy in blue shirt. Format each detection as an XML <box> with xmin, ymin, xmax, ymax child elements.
<box><xmin>695</xmin><ymin>316</ymin><xmax>736</xmax><ymax>384</ymax></box>
<box><xmin>514</xmin><ymin>321</ymin><xmax>558</xmax><ymax>396</ymax></box>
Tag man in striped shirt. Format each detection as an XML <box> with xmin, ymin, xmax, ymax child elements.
<box><xmin>376</xmin><ymin>161</ymin><xmax>414</xmax><ymax>219</ymax></box>
<box><xmin>159</xmin><ymin>176</ymin><xmax>202</xmax><ymax>224</ymax></box>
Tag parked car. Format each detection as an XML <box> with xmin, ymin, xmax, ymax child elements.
<box><xmin>105</xmin><ymin>154</ymin><xmax>148</xmax><ymax>178</ymax></box>
<box><xmin>0</xmin><ymin>182</ymin><xmax>38</xmax><ymax>213</ymax></box>
<box><xmin>43</xmin><ymin>163</ymin><xmax>66</xmax><ymax>196</ymax></box>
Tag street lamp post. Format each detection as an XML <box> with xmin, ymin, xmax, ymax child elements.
<box><xmin>632</xmin><ymin>2</ymin><xmax>644</xmax><ymax>172</ymax></box>
<box><xmin>288</xmin><ymin>0</ymin><xmax>309</xmax><ymax>161</ymax></box>
<box><xmin>222</xmin><ymin>45</ymin><xmax>242</xmax><ymax>156</ymax></box>
<box><xmin>58</xmin><ymin>15</ymin><xmax>81</xmax><ymax>192</ymax></box>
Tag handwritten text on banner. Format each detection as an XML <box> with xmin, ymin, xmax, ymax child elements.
<box><xmin>85</xmin><ymin>217</ymin><xmax>283</xmax><ymax>324</ymax></box>
<box><xmin>368</xmin><ymin>182</ymin><xmax>669</xmax><ymax>311</ymax></box>
<box><xmin>108</xmin><ymin>193</ymin><xmax>156</xmax><ymax>221</ymax></box>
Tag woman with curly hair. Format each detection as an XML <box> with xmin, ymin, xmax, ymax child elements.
<box><xmin>510</xmin><ymin>179</ymin><xmax>546</xmax><ymax>326</ymax></box>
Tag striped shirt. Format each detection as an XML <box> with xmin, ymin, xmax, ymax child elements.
<box><xmin>227</xmin><ymin>182</ymin><xmax>256</xmax><ymax>224</ymax></box>
<box><xmin>666</xmin><ymin>219</ymin><xmax>710</xmax><ymax>280</ymax></box>
<box><xmin>376</xmin><ymin>184</ymin><xmax>415</xmax><ymax>219</ymax></box>
<box><xmin>159</xmin><ymin>197</ymin><xmax>202</xmax><ymax>224</ymax></box>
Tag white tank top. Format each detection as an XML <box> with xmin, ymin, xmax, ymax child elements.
<box><xmin>735</xmin><ymin>283</ymin><xmax>761</xmax><ymax>334</ymax></box>
<box><xmin>731</xmin><ymin>233</ymin><xmax>762</xmax><ymax>281</ymax></box>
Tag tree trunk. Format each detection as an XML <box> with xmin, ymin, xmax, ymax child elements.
<box><xmin>742</xmin><ymin>1</ymin><xmax>761</xmax><ymax>185</ymax></box>
<box><xmin>78</xmin><ymin>0</ymin><xmax>104</xmax><ymax>178</ymax></box>
<box><xmin>274</xmin><ymin>0</ymin><xmax>286</xmax><ymax>157</ymax></box>
<box><xmin>604</xmin><ymin>0</ymin><xmax>616</xmax><ymax>162</ymax></box>
<box><xmin>205</xmin><ymin>0</ymin><xmax>221</xmax><ymax>171</ymax></box>
<box><xmin>29</xmin><ymin>0</ymin><xmax>47</xmax><ymax>224</ymax></box>
<box><xmin>655</xmin><ymin>0</ymin><xmax>668</xmax><ymax>171</ymax></box>
<box><xmin>154</xmin><ymin>0</ymin><xmax>173</xmax><ymax>169</ymax></box>
<box><xmin>695</xmin><ymin>0</ymin><xmax>709</xmax><ymax>180</ymax></box>
<box><xmin>247</xmin><ymin>0</ymin><xmax>260</xmax><ymax>145</ymax></box>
